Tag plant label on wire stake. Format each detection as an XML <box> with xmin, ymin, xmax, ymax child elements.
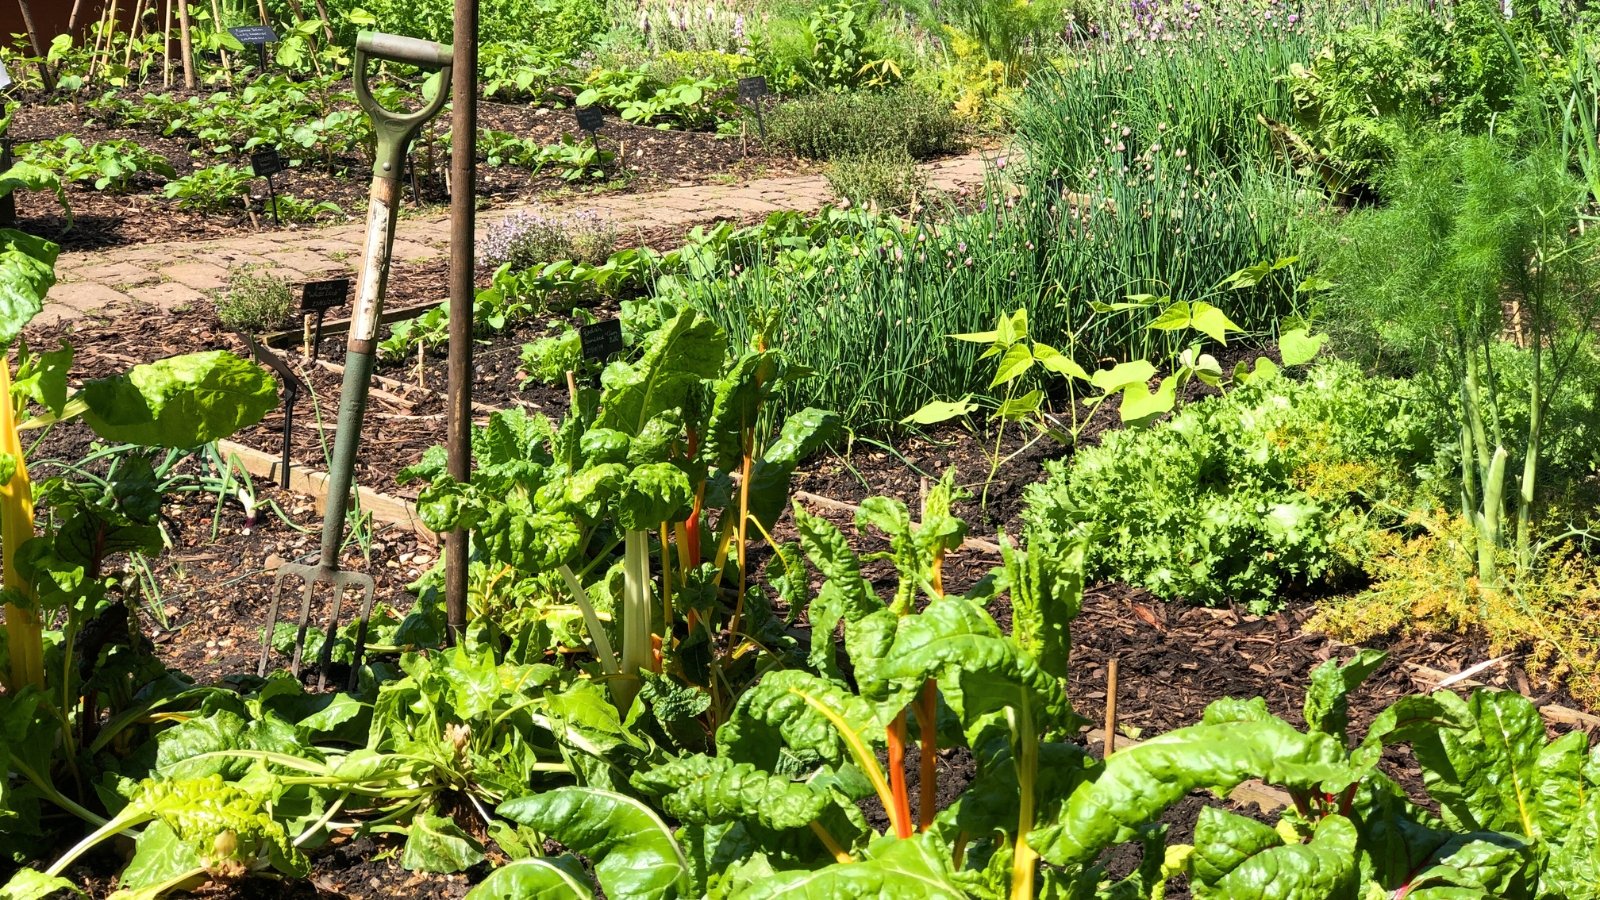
<box><xmin>300</xmin><ymin>278</ymin><xmax>349</xmax><ymax>361</ymax></box>
<box><xmin>251</xmin><ymin>148</ymin><xmax>285</xmax><ymax>226</ymax></box>
<box><xmin>738</xmin><ymin>76</ymin><xmax>769</xmax><ymax>140</ymax></box>
<box><xmin>229</xmin><ymin>24</ymin><xmax>279</xmax><ymax>73</ymax></box>
<box><xmin>575</xmin><ymin>106</ymin><xmax>604</xmax><ymax>138</ymax></box>
<box><xmin>0</xmin><ymin>60</ymin><xmax>12</xmax><ymax>92</ymax></box>
<box><xmin>579</xmin><ymin>319</ymin><xmax>624</xmax><ymax>388</ymax></box>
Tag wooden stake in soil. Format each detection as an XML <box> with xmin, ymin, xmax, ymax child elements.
<box><xmin>161</xmin><ymin>0</ymin><xmax>174</xmax><ymax>86</ymax></box>
<box><xmin>444</xmin><ymin>0</ymin><xmax>480</xmax><ymax>642</ymax></box>
<box><xmin>1103</xmin><ymin>657</ymin><xmax>1119</xmax><ymax>758</ymax></box>
<box><xmin>209</xmin><ymin>0</ymin><xmax>234</xmax><ymax>85</ymax></box>
<box><xmin>176</xmin><ymin>0</ymin><xmax>195</xmax><ymax>88</ymax></box>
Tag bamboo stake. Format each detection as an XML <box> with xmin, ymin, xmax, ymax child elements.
<box><xmin>123</xmin><ymin>0</ymin><xmax>149</xmax><ymax>74</ymax></box>
<box><xmin>310</xmin><ymin>0</ymin><xmax>335</xmax><ymax>41</ymax></box>
<box><xmin>176</xmin><ymin>0</ymin><xmax>195</xmax><ymax>88</ymax></box>
<box><xmin>68</xmin><ymin>0</ymin><xmax>88</xmax><ymax>35</ymax></box>
<box><xmin>210</xmin><ymin>0</ymin><xmax>234</xmax><ymax>85</ymax></box>
<box><xmin>88</xmin><ymin>0</ymin><xmax>119</xmax><ymax>85</ymax></box>
<box><xmin>256</xmin><ymin>0</ymin><xmax>269</xmax><ymax>25</ymax></box>
<box><xmin>161</xmin><ymin>0</ymin><xmax>174</xmax><ymax>86</ymax></box>
<box><xmin>1103</xmin><ymin>657</ymin><xmax>1119</xmax><ymax>758</ymax></box>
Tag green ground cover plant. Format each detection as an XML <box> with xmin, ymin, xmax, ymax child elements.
<box><xmin>823</xmin><ymin>149</ymin><xmax>927</xmax><ymax>213</ymax></box>
<box><xmin>766</xmin><ymin>84</ymin><xmax>962</xmax><ymax>160</ymax></box>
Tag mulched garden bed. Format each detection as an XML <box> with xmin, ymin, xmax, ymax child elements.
<box><xmin>8</xmin><ymin>88</ymin><xmax>807</xmax><ymax>252</ymax></box>
<box><xmin>19</xmin><ymin>234</ymin><xmax>1592</xmax><ymax>898</ymax></box>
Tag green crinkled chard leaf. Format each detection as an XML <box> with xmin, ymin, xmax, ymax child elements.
<box><xmin>705</xmin><ymin>349</ymin><xmax>784</xmax><ymax>471</ymax></box>
<box><xmin>996</xmin><ymin>531</ymin><xmax>1085</xmax><ymax>682</ymax></box>
<box><xmin>735</xmin><ymin>832</ymin><xmax>966</xmax><ymax>899</ymax></box>
<box><xmin>747</xmin><ymin>408</ymin><xmax>839</xmax><ymax>532</ymax></box>
<box><xmin>0</xmin><ymin>228</ymin><xmax>58</xmax><ymax>347</ymax></box>
<box><xmin>0</xmin><ymin>868</ymin><xmax>84</xmax><ymax>900</ymax></box>
<box><xmin>1302</xmin><ymin>649</ymin><xmax>1387</xmax><ymax>746</ymax></box>
<box><xmin>792</xmin><ymin>505</ymin><xmax>880</xmax><ymax>677</ymax></box>
<box><xmin>1402</xmin><ymin>832</ymin><xmax>1533</xmax><ymax>898</ymax></box>
<box><xmin>600</xmin><ymin>310</ymin><xmax>723</xmax><ymax>436</ymax></box>
<box><xmin>1412</xmin><ymin>690</ymin><xmax>1545</xmax><ymax>838</ymax></box>
<box><xmin>119</xmin><ymin>820</ymin><xmax>203</xmax><ymax>891</ymax></box>
<box><xmin>465</xmin><ymin>856</ymin><xmax>595</xmax><ymax>899</ymax></box>
<box><xmin>80</xmin><ymin>351</ymin><xmax>278</xmax><ymax>447</ymax></box>
<box><xmin>497</xmin><ymin>787</ymin><xmax>688</xmax><ymax>900</ymax></box>
<box><xmin>1189</xmin><ymin>806</ymin><xmax>1284</xmax><ymax>888</ymax></box>
<box><xmin>616</xmin><ymin>462</ymin><xmax>692</xmax><ymax>530</ymax></box>
<box><xmin>401</xmin><ymin>811</ymin><xmax>485</xmax><ymax>874</ymax></box>
<box><xmin>717</xmin><ymin>669</ymin><xmax>883</xmax><ymax>770</ymax></box>
<box><xmin>1192</xmin><ymin>812</ymin><xmax>1361</xmax><ymax>900</ymax></box>
<box><xmin>632</xmin><ymin>754</ymin><xmax>829</xmax><ymax>831</ymax></box>
<box><xmin>1034</xmin><ymin>720</ymin><xmax>1353</xmax><ymax>867</ymax></box>
<box><xmin>479</xmin><ymin>507</ymin><xmax>581</xmax><ymax>574</ymax></box>
<box><xmin>864</xmin><ymin>596</ymin><xmax>1071</xmax><ymax>736</ymax></box>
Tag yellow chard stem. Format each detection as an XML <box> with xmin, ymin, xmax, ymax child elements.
<box><xmin>0</xmin><ymin>360</ymin><xmax>41</xmax><ymax>691</ymax></box>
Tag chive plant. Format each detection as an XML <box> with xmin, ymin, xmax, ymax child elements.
<box><xmin>659</xmin><ymin>0</ymin><xmax>1369</xmax><ymax>431</ymax></box>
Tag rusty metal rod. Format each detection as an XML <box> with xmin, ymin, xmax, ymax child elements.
<box><xmin>444</xmin><ymin>0</ymin><xmax>478</xmax><ymax>643</ymax></box>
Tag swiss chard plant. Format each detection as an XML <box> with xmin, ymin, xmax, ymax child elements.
<box><xmin>0</xmin><ymin>220</ymin><xmax>280</xmax><ymax>876</ymax></box>
<box><xmin>405</xmin><ymin>308</ymin><xmax>838</xmax><ymax>727</ymax></box>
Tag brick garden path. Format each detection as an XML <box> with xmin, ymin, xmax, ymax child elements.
<box><xmin>44</xmin><ymin>152</ymin><xmax>992</xmax><ymax>326</ymax></box>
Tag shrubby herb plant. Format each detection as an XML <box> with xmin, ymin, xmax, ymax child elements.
<box><xmin>1315</xmin><ymin>135</ymin><xmax>1600</xmax><ymax>587</ymax></box>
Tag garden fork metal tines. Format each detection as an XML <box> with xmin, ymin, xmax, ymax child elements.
<box><xmin>259</xmin><ymin>31</ymin><xmax>452</xmax><ymax>690</ymax></box>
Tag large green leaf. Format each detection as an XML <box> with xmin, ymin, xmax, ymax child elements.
<box><xmin>736</xmin><ymin>833</ymin><xmax>966</xmax><ymax>899</ymax></box>
<box><xmin>901</xmin><ymin>395</ymin><xmax>978</xmax><ymax>426</ymax></box>
<box><xmin>80</xmin><ymin>351</ymin><xmax>277</xmax><ymax>448</ymax></box>
<box><xmin>1034</xmin><ymin>720</ymin><xmax>1352</xmax><ymax>867</ymax></box>
<box><xmin>401</xmin><ymin>811</ymin><xmax>486</xmax><ymax>874</ymax></box>
<box><xmin>1278</xmin><ymin>327</ymin><xmax>1327</xmax><ymax>367</ymax></box>
<box><xmin>0</xmin><ymin>164</ymin><xmax>69</xmax><ymax>224</ymax></box>
<box><xmin>1302</xmin><ymin>649</ymin><xmax>1387</xmax><ymax>746</ymax></box>
<box><xmin>0</xmin><ymin>868</ymin><xmax>84</xmax><ymax>900</ymax></box>
<box><xmin>705</xmin><ymin>350</ymin><xmax>782</xmax><ymax>470</ymax></box>
<box><xmin>1191</xmin><ymin>810</ymin><xmax>1361</xmax><ymax>899</ymax></box>
<box><xmin>497</xmin><ymin>788</ymin><xmax>688</xmax><ymax>900</ymax></box>
<box><xmin>994</xmin><ymin>532</ymin><xmax>1085</xmax><ymax>681</ymax></box>
<box><xmin>0</xmin><ymin>229</ymin><xmax>58</xmax><ymax>347</ymax></box>
<box><xmin>1412</xmin><ymin>691</ymin><xmax>1545</xmax><ymax>838</ymax></box>
<box><xmin>632</xmin><ymin>754</ymin><xmax>829</xmax><ymax>831</ymax></box>
<box><xmin>864</xmin><ymin>596</ymin><xmax>1071</xmax><ymax>736</ymax></box>
<box><xmin>465</xmin><ymin>857</ymin><xmax>595</xmax><ymax>899</ymax></box>
<box><xmin>1402</xmin><ymin>832</ymin><xmax>1534</xmax><ymax>898</ymax></box>
<box><xmin>747</xmin><ymin>408</ymin><xmax>839</xmax><ymax>532</ymax></box>
<box><xmin>792</xmin><ymin>506</ymin><xmax>880</xmax><ymax>677</ymax></box>
<box><xmin>717</xmin><ymin>669</ymin><xmax>883</xmax><ymax>770</ymax></box>
<box><xmin>616</xmin><ymin>462</ymin><xmax>692</xmax><ymax>530</ymax></box>
<box><xmin>600</xmin><ymin>311</ymin><xmax>723</xmax><ymax>436</ymax></box>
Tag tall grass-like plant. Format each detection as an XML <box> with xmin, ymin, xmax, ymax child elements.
<box><xmin>663</xmin><ymin>8</ymin><xmax>1336</xmax><ymax>430</ymax></box>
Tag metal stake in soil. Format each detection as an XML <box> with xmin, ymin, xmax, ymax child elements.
<box><xmin>260</xmin><ymin>31</ymin><xmax>452</xmax><ymax>690</ymax></box>
<box><xmin>444</xmin><ymin>0</ymin><xmax>479</xmax><ymax>643</ymax></box>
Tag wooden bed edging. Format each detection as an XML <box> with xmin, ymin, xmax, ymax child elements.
<box><xmin>216</xmin><ymin>438</ymin><xmax>438</xmax><ymax>546</ymax></box>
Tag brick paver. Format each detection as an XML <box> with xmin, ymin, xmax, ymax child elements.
<box><xmin>45</xmin><ymin>150</ymin><xmax>994</xmax><ymax>321</ymax></box>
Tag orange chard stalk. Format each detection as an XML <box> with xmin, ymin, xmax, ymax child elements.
<box><xmin>0</xmin><ymin>360</ymin><xmax>41</xmax><ymax>691</ymax></box>
<box><xmin>886</xmin><ymin>713</ymin><xmax>915</xmax><ymax>839</ymax></box>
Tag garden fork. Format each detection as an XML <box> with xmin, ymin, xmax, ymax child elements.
<box><xmin>259</xmin><ymin>32</ymin><xmax>452</xmax><ymax>690</ymax></box>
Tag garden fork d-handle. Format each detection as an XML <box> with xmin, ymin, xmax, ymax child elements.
<box><xmin>353</xmin><ymin>31</ymin><xmax>454</xmax><ymax>184</ymax></box>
